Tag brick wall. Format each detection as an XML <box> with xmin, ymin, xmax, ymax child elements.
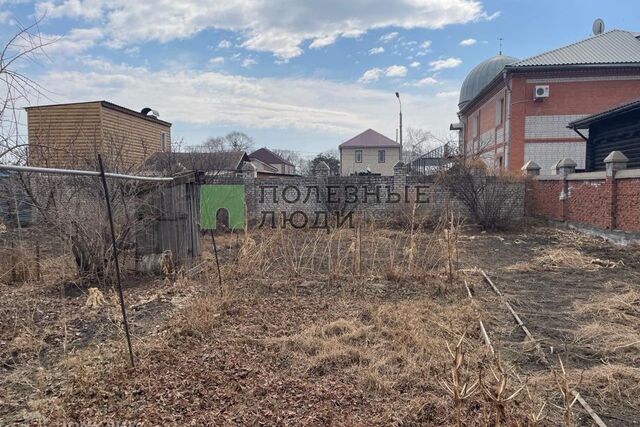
<box><xmin>526</xmin><ymin>169</ymin><xmax>640</xmax><ymax>233</ymax></box>
<box><xmin>205</xmin><ymin>170</ymin><xmax>525</xmax><ymax>227</ymax></box>
<box><xmin>526</xmin><ymin>179</ymin><xmax>564</xmax><ymax>221</ymax></box>
<box><xmin>615</xmin><ymin>178</ymin><xmax>640</xmax><ymax>232</ymax></box>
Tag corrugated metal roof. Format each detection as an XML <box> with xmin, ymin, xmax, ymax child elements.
<box><xmin>509</xmin><ymin>29</ymin><xmax>640</xmax><ymax>68</ymax></box>
<box><xmin>144</xmin><ymin>151</ymin><xmax>249</xmax><ymax>173</ymax></box>
<box><xmin>339</xmin><ymin>129</ymin><xmax>399</xmax><ymax>148</ymax></box>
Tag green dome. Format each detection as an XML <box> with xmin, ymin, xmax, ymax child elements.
<box><xmin>458</xmin><ymin>54</ymin><xmax>518</xmax><ymax>110</ymax></box>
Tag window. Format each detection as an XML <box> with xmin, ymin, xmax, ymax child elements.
<box><xmin>473</xmin><ymin>114</ymin><xmax>479</xmax><ymax>138</ymax></box>
<box><xmin>355</xmin><ymin>150</ymin><xmax>363</xmax><ymax>163</ymax></box>
<box><xmin>160</xmin><ymin>132</ymin><xmax>167</xmax><ymax>151</ymax></box>
<box><xmin>496</xmin><ymin>98</ymin><xmax>504</xmax><ymax>126</ymax></box>
<box><xmin>378</xmin><ymin>150</ymin><xmax>385</xmax><ymax>163</ymax></box>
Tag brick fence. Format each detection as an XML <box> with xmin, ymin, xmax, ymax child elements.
<box><xmin>523</xmin><ymin>151</ymin><xmax>640</xmax><ymax>234</ymax></box>
<box><xmin>204</xmin><ymin>161</ymin><xmax>525</xmax><ymax>228</ymax></box>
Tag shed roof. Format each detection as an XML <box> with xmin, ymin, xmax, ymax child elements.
<box><xmin>145</xmin><ymin>151</ymin><xmax>249</xmax><ymax>173</ymax></box>
<box><xmin>25</xmin><ymin>100</ymin><xmax>172</xmax><ymax>126</ymax></box>
<box><xmin>339</xmin><ymin>129</ymin><xmax>399</xmax><ymax>148</ymax></box>
<box><xmin>568</xmin><ymin>97</ymin><xmax>640</xmax><ymax>129</ymax></box>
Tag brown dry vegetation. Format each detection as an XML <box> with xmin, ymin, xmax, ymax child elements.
<box><xmin>1</xmin><ymin>221</ymin><xmax>639</xmax><ymax>426</ymax></box>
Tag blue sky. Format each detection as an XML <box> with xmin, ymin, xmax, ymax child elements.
<box><xmin>1</xmin><ymin>0</ymin><xmax>639</xmax><ymax>155</ymax></box>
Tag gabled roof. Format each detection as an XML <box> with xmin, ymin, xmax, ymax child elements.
<box><xmin>508</xmin><ymin>30</ymin><xmax>640</xmax><ymax>68</ymax></box>
<box><xmin>339</xmin><ymin>129</ymin><xmax>399</xmax><ymax>148</ymax></box>
<box><xmin>145</xmin><ymin>151</ymin><xmax>249</xmax><ymax>173</ymax></box>
<box><xmin>249</xmin><ymin>147</ymin><xmax>294</xmax><ymax>166</ymax></box>
<box><xmin>568</xmin><ymin>97</ymin><xmax>640</xmax><ymax>129</ymax></box>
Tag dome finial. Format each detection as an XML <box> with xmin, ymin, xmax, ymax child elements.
<box><xmin>498</xmin><ymin>37</ymin><xmax>503</xmax><ymax>55</ymax></box>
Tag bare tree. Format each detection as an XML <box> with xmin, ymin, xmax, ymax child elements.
<box><xmin>190</xmin><ymin>131</ymin><xmax>255</xmax><ymax>153</ymax></box>
<box><xmin>0</xmin><ymin>18</ymin><xmax>55</xmax><ymax>164</ymax></box>
<box><xmin>437</xmin><ymin>135</ymin><xmax>523</xmax><ymax>229</ymax></box>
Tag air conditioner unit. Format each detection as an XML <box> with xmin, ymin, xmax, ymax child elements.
<box><xmin>534</xmin><ymin>85</ymin><xmax>549</xmax><ymax>100</ymax></box>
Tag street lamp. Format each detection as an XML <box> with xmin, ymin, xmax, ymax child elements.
<box><xmin>395</xmin><ymin>92</ymin><xmax>403</xmax><ymax>162</ymax></box>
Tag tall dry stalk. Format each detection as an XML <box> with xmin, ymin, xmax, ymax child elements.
<box><xmin>441</xmin><ymin>335</ymin><xmax>478</xmax><ymax>427</ymax></box>
<box><xmin>553</xmin><ymin>357</ymin><xmax>583</xmax><ymax>427</ymax></box>
<box><xmin>479</xmin><ymin>356</ymin><xmax>524</xmax><ymax>426</ymax></box>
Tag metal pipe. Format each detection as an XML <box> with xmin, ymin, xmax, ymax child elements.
<box><xmin>98</xmin><ymin>155</ymin><xmax>135</xmax><ymax>367</ymax></box>
<box><xmin>0</xmin><ymin>164</ymin><xmax>173</xmax><ymax>182</ymax></box>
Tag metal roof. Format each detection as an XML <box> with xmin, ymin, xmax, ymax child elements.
<box><xmin>249</xmin><ymin>147</ymin><xmax>294</xmax><ymax>166</ymax></box>
<box><xmin>144</xmin><ymin>151</ymin><xmax>249</xmax><ymax>172</ymax></box>
<box><xmin>568</xmin><ymin>97</ymin><xmax>640</xmax><ymax>129</ymax></box>
<box><xmin>458</xmin><ymin>55</ymin><xmax>518</xmax><ymax>109</ymax></box>
<box><xmin>339</xmin><ymin>129</ymin><xmax>399</xmax><ymax>148</ymax></box>
<box><xmin>508</xmin><ymin>29</ymin><xmax>640</xmax><ymax>68</ymax></box>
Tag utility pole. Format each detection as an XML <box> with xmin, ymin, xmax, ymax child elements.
<box><xmin>395</xmin><ymin>92</ymin><xmax>403</xmax><ymax>162</ymax></box>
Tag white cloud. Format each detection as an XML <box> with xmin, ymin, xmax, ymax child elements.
<box><xmin>415</xmin><ymin>40</ymin><xmax>432</xmax><ymax>56</ymax></box>
<box><xmin>379</xmin><ymin>31</ymin><xmax>399</xmax><ymax>43</ymax></box>
<box><xmin>123</xmin><ymin>46</ymin><xmax>140</xmax><ymax>55</ymax></box>
<box><xmin>385</xmin><ymin>65</ymin><xmax>407</xmax><ymax>77</ymax></box>
<box><xmin>429</xmin><ymin>57</ymin><xmax>462</xmax><ymax>71</ymax></box>
<box><xmin>436</xmin><ymin>90</ymin><xmax>459</xmax><ymax>98</ymax></box>
<box><xmin>369</xmin><ymin>46</ymin><xmax>385</xmax><ymax>55</ymax></box>
<box><xmin>209</xmin><ymin>56</ymin><xmax>225</xmax><ymax>66</ymax></box>
<box><xmin>309</xmin><ymin>34</ymin><xmax>338</xmax><ymax>49</ymax></box>
<box><xmin>34</xmin><ymin>0</ymin><xmax>493</xmax><ymax>59</ymax></box>
<box><xmin>217</xmin><ymin>39</ymin><xmax>232</xmax><ymax>49</ymax></box>
<box><xmin>409</xmin><ymin>61</ymin><xmax>420</xmax><ymax>68</ymax></box>
<box><xmin>41</xmin><ymin>28</ymin><xmax>104</xmax><ymax>56</ymax></box>
<box><xmin>414</xmin><ymin>77</ymin><xmax>437</xmax><ymax>86</ymax></box>
<box><xmin>359</xmin><ymin>64</ymin><xmax>407</xmax><ymax>83</ymax></box>
<box><xmin>358</xmin><ymin>68</ymin><xmax>384</xmax><ymax>83</ymax></box>
<box><xmin>459</xmin><ymin>38</ymin><xmax>476</xmax><ymax>46</ymax></box>
<box><xmin>36</xmin><ymin>59</ymin><xmax>459</xmax><ymax>138</ymax></box>
<box><xmin>0</xmin><ymin>10</ymin><xmax>11</xmax><ymax>23</ymax></box>
<box><xmin>241</xmin><ymin>58</ymin><xmax>257</xmax><ymax>68</ymax></box>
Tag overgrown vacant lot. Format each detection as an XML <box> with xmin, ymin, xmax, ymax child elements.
<box><xmin>1</xmin><ymin>224</ymin><xmax>639</xmax><ymax>425</ymax></box>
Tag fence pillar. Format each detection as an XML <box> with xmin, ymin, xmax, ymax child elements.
<box><xmin>556</xmin><ymin>158</ymin><xmax>576</xmax><ymax>222</ymax></box>
<box><xmin>313</xmin><ymin>161</ymin><xmax>330</xmax><ymax>178</ymax></box>
<box><xmin>604</xmin><ymin>151</ymin><xmax>628</xmax><ymax>229</ymax></box>
<box><xmin>393</xmin><ymin>161</ymin><xmax>407</xmax><ymax>193</ymax></box>
<box><xmin>521</xmin><ymin>161</ymin><xmax>541</xmax><ymax>177</ymax></box>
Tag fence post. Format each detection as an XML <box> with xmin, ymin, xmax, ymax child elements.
<box><xmin>604</xmin><ymin>151</ymin><xmax>628</xmax><ymax>229</ymax></box>
<box><xmin>521</xmin><ymin>161</ymin><xmax>540</xmax><ymax>218</ymax></box>
<box><xmin>556</xmin><ymin>158</ymin><xmax>576</xmax><ymax>222</ymax></box>
<box><xmin>97</xmin><ymin>155</ymin><xmax>135</xmax><ymax>367</ymax></box>
<box><xmin>393</xmin><ymin>161</ymin><xmax>407</xmax><ymax>194</ymax></box>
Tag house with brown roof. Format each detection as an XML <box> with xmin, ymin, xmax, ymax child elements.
<box><xmin>339</xmin><ymin>129</ymin><xmax>401</xmax><ymax>176</ymax></box>
<box><xmin>249</xmin><ymin>147</ymin><xmax>296</xmax><ymax>175</ymax></box>
<box><xmin>26</xmin><ymin>101</ymin><xmax>171</xmax><ymax>171</ymax></box>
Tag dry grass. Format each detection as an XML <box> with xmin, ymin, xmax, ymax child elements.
<box><xmin>529</xmin><ymin>364</ymin><xmax>640</xmax><ymax>410</ymax></box>
<box><xmin>263</xmin><ymin>299</ymin><xmax>537</xmax><ymax>425</ymax></box>
<box><xmin>573</xmin><ymin>288</ymin><xmax>640</xmax><ymax>364</ymax></box>
<box><xmin>504</xmin><ymin>247</ymin><xmax>621</xmax><ymax>272</ymax></box>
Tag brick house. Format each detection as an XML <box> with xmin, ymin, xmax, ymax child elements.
<box><xmin>453</xmin><ymin>29</ymin><xmax>640</xmax><ymax>174</ymax></box>
<box><xmin>27</xmin><ymin>101</ymin><xmax>171</xmax><ymax>170</ymax></box>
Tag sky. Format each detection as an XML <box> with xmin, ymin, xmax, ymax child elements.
<box><xmin>1</xmin><ymin>0</ymin><xmax>640</xmax><ymax>156</ymax></box>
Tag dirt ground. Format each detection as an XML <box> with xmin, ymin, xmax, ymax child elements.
<box><xmin>1</xmin><ymin>225</ymin><xmax>639</xmax><ymax>426</ymax></box>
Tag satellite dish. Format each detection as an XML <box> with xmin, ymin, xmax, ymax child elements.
<box><xmin>592</xmin><ymin>18</ymin><xmax>605</xmax><ymax>35</ymax></box>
